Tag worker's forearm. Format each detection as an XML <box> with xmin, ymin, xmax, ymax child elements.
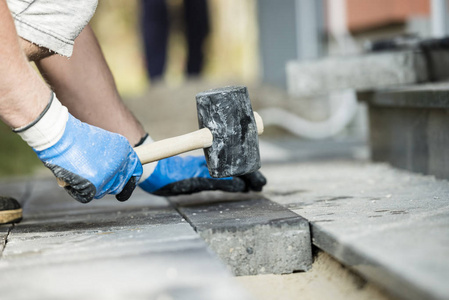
<box><xmin>0</xmin><ymin>0</ymin><xmax>50</xmax><ymax>128</ymax></box>
<box><xmin>35</xmin><ymin>25</ymin><xmax>146</xmax><ymax>146</ymax></box>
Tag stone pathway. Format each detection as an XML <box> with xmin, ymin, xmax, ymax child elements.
<box><xmin>1</xmin><ymin>138</ymin><xmax>448</xmax><ymax>300</ymax></box>
<box><xmin>0</xmin><ymin>179</ymin><xmax>251</xmax><ymax>300</ymax></box>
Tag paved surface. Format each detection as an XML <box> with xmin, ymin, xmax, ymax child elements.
<box><xmin>0</xmin><ymin>179</ymin><xmax>251</xmax><ymax>300</ymax></box>
<box><xmin>263</xmin><ymin>160</ymin><xmax>449</xmax><ymax>300</ymax></box>
<box><xmin>2</xmin><ymin>137</ymin><xmax>448</xmax><ymax>300</ymax></box>
<box><xmin>170</xmin><ymin>194</ymin><xmax>312</xmax><ymax>275</ymax></box>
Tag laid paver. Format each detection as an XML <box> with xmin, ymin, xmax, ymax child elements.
<box><xmin>0</xmin><ymin>178</ymin><xmax>252</xmax><ymax>300</ymax></box>
<box><xmin>262</xmin><ymin>160</ymin><xmax>449</xmax><ymax>300</ymax></box>
<box><xmin>170</xmin><ymin>194</ymin><xmax>312</xmax><ymax>276</ymax></box>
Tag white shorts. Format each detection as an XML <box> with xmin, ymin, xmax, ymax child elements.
<box><xmin>6</xmin><ymin>0</ymin><xmax>98</xmax><ymax>57</ymax></box>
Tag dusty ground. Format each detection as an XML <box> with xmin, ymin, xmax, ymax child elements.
<box><xmin>235</xmin><ymin>251</ymin><xmax>395</xmax><ymax>300</ymax></box>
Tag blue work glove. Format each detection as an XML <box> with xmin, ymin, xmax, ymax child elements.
<box><xmin>14</xmin><ymin>93</ymin><xmax>142</xmax><ymax>203</ymax></box>
<box><xmin>138</xmin><ymin>156</ymin><xmax>266</xmax><ymax>196</ymax></box>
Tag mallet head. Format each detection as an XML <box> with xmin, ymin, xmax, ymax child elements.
<box><xmin>196</xmin><ymin>86</ymin><xmax>261</xmax><ymax>178</ymax></box>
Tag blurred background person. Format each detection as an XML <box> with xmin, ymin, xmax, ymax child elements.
<box><xmin>140</xmin><ymin>0</ymin><xmax>210</xmax><ymax>82</ymax></box>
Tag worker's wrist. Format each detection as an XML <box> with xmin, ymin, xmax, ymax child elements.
<box><xmin>13</xmin><ymin>92</ymin><xmax>69</xmax><ymax>151</ymax></box>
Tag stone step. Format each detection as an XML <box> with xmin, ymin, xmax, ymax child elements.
<box><xmin>287</xmin><ymin>51</ymin><xmax>426</xmax><ymax>97</ymax></box>
<box><xmin>262</xmin><ymin>160</ymin><xmax>449</xmax><ymax>300</ymax></box>
<box><xmin>365</xmin><ymin>82</ymin><xmax>449</xmax><ymax>181</ymax></box>
<box><xmin>169</xmin><ymin>194</ymin><xmax>312</xmax><ymax>276</ymax></box>
<box><xmin>0</xmin><ymin>179</ymin><xmax>251</xmax><ymax>300</ymax></box>
<box><xmin>286</xmin><ymin>50</ymin><xmax>449</xmax><ymax>97</ymax></box>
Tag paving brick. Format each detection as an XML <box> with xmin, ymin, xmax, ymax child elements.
<box><xmin>263</xmin><ymin>160</ymin><xmax>449</xmax><ymax>300</ymax></box>
<box><xmin>0</xmin><ymin>179</ymin><xmax>252</xmax><ymax>300</ymax></box>
<box><xmin>170</xmin><ymin>194</ymin><xmax>312</xmax><ymax>276</ymax></box>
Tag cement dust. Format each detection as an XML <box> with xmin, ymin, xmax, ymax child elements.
<box><xmin>235</xmin><ymin>251</ymin><xmax>396</xmax><ymax>300</ymax></box>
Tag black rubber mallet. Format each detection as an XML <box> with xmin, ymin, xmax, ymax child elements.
<box><xmin>135</xmin><ymin>86</ymin><xmax>263</xmax><ymax>177</ymax></box>
<box><xmin>57</xmin><ymin>86</ymin><xmax>263</xmax><ymax>189</ymax></box>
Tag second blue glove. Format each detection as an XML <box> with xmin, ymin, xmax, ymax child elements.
<box><xmin>138</xmin><ymin>155</ymin><xmax>266</xmax><ymax>196</ymax></box>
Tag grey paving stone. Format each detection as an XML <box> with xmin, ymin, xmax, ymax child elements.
<box><xmin>0</xmin><ymin>178</ymin><xmax>252</xmax><ymax>300</ymax></box>
<box><xmin>170</xmin><ymin>194</ymin><xmax>312</xmax><ymax>276</ymax></box>
<box><xmin>263</xmin><ymin>160</ymin><xmax>449</xmax><ymax>300</ymax></box>
<box><xmin>366</xmin><ymin>83</ymin><xmax>449</xmax><ymax>181</ymax></box>
<box><xmin>286</xmin><ymin>50</ymin><xmax>428</xmax><ymax>97</ymax></box>
<box><xmin>369</xmin><ymin>82</ymin><xmax>449</xmax><ymax>109</ymax></box>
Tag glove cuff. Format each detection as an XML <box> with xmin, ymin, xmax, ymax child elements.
<box><xmin>136</xmin><ymin>133</ymin><xmax>157</xmax><ymax>183</ymax></box>
<box><xmin>13</xmin><ymin>92</ymin><xmax>69</xmax><ymax>151</ymax></box>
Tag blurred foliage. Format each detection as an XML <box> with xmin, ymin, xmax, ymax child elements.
<box><xmin>0</xmin><ymin>122</ymin><xmax>42</xmax><ymax>178</ymax></box>
<box><xmin>205</xmin><ymin>0</ymin><xmax>259</xmax><ymax>82</ymax></box>
<box><xmin>90</xmin><ymin>0</ymin><xmax>148</xmax><ymax>97</ymax></box>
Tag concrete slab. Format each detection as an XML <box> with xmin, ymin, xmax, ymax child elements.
<box><xmin>1</xmin><ymin>246</ymin><xmax>251</xmax><ymax>300</ymax></box>
<box><xmin>369</xmin><ymin>82</ymin><xmax>449</xmax><ymax>109</ymax></box>
<box><xmin>262</xmin><ymin>160</ymin><xmax>449</xmax><ymax>300</ymax></box>
<box><xmin>286</xmin><ymin>50</ymin><xmax>427</xmax><ymax>97</ymax></box>
<box><xmin>170</xmin><ymin>194</ymin><xmax>312</xmax><ymax>276</ymax></box>
<box><xmin>0</xmin><ymin>179</ymin><xmax>252</xmax><ymax>300</ymax></box>
<box><xmin>366</xmin><ymin>82</ymin><xmax>449</xmax><ymax>181</ymax></box>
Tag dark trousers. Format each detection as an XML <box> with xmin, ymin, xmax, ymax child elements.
<box><xmin>141</xmin><ymin>0</ymin><xmax>210</xmax><ymax>80</ymax></box>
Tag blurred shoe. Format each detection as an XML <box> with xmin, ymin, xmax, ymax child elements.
<box><xmin>0</xmin><ymin>196</ymin><xmax>22</xmax><ymax>224</ymax></box>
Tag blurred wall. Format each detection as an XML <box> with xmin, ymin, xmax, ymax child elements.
<box><xmin>257</xmin><ymin>0</ymin><xmax>324</xmax><ymax>89</ymax></box>
<box><xmin>346</xmin><ymin>0</ymin><xmax>430</xmax><ymax>32</ymax></box>
<box><xmin>257</xmin><ymin>0</ymin><xmax>297</xmax><ymax>89</ymax></box>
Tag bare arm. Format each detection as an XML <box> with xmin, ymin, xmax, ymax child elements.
<box><xmin>0</xmin><ymin>0</ymin><xmax>50</xmax><ymax>129</ymax></box>
<box><xmin>35</xmin><ymin>25</ymin><xmax>146</xmax><ymax>146</ymax></box>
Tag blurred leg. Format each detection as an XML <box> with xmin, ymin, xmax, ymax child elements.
<box><xmin>141</xmin><ymin>0</ymin><xmax>169</xmax><ymax>80</ymax></box>
<box><xmin>184</xmin><ymin>0</ymin><xmax>209</xmax><ymax>76</ymax></box>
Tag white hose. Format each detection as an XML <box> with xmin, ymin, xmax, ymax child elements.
<box><xmin>258</xmin><ymin>90</ymin><xmax>358</xmax><ymax>140</ymax></box>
